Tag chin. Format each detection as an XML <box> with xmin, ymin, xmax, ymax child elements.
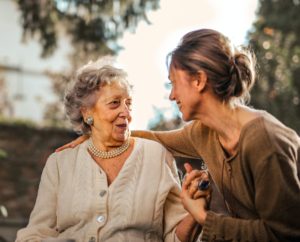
<box><xmin>181</xmin><ymin>109</ymin><xmax>197</xmax><ymax>122</ymax></box>
<box><xmin>181</xmin><ymin>112</ymin><xmax>191</xmax><ymax>122</ymax></box>
<box><xmin>114</xmin><ymin>136</ymin><xmax>126</xmax><ymax>142</ymax></box>
<box><xmin>115</xmin><ymin>132</ymin><xmax>130</xmax><ymax>142</ymax></box>
<box><xmin>182</xmin><ymin>117</ymin><xmax>192</xmax><ymax>122</ymax></box>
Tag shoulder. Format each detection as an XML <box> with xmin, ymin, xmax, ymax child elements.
<box><xmin>183</xmin><ymin>120</ymin><xmax>209</xmax><ymax>134</ymax></box>
<box><xmin>241</xmin><ymin>111</ymin><xmax>299</xmax><ymax>160</ymax></box>
<box><xmin>180</xmin><ymin>120</ymin><xmax>212</xmax><ymax>144</ymax></box>
<box><xmin>135</xmin><ymin>137</ymin><xmax>167</xmax><ymax>153</ymax></box>
<box><xmin>47</xmin><ymin>140</ymin><xmax>89</xmax><ymax>170</ymax></box>
<box><xmin>135</xmin><ymin>137</ymin><xmax>175</xmax><ymax>164</ymax></box>
<box><xmin>185</xmin><ymin>120</ymin><xmax>217</xmax><ymax>149</ymax></box>
<box><xmin>135</xmin><ymin>138</ymin><xmax>171</xmax><ymax>165</ymax></box>
<box><xmin>135</xmin><ymin>137</ymin><xmax>180</xmax><ymax>181</ymax></box>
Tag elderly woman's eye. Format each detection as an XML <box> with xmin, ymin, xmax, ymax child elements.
<box><xmin>126</xmin><ymin>101</ymin><xmax>132</xmax><ymax>109</ymax></box>
<box><xmin>110</xmin><ymin>100</ymin><xmax>120</xmax><ymax>106</ymax></box>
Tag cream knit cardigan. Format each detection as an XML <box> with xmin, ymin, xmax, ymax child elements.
<box><xmin>16</xmin><ymin>138</ymin><xmax>187</xmax><ymax>242</ymax></box>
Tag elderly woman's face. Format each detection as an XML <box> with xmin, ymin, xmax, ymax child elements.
<box><xmin>88</xmin><ymin>81</ymin><xmax>132</xmax><ymax>143</ymax></box>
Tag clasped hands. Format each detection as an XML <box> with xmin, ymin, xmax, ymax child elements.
<box><xmin>181</xmin><ymin>163</ymin><xmax>211</xmax><ymax>225</ymax></box>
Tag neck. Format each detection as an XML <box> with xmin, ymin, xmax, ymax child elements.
<box><xmin>196</xmin><ymin>99</ymin><xmax>240</xmax><ymax>133</ymax></box>
<box><xmin>195</xmin><ymin>100</ymin><xmax>244</xmax><ymax>155</ymax></box>
<box><xmin>197</xmin><ymin>102</ymin><xmax>259</xmax><ymax>156</ymax></box>
<box><xmin>88</xmin><ymin>138</ymin><xmax>130</xmax><ymax>159</ymax></box>
<box><xmin>90</xmin><ymin>132</ymin><xmax>127</xmax><ymax>151</ymax></box>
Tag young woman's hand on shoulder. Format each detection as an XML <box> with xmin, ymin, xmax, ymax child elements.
<box><xmin>55</xmin><ymin>134</ymin><xmax>89</xmax><ymax>152</ymax></box>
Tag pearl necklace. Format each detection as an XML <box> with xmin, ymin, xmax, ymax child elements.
<box><xmin>88</xmin><ymin>138</ymin><xmax>130</xmax><ymax>159</ymax></box>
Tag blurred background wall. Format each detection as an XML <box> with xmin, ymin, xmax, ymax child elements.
<box><xmin>0</xmin><ymin>0</ymin><xmax>299</xmax><ymax>241</ymax></box>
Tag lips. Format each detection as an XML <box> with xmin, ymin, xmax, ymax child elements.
<box><xmin>116</xmin><ymin>124</ymin><xmax>127</xmax><ymax>128</ymax></box>
<box><xmin>176</xmin><ymin>101</ymin><xmax>182</xmax><ymax>109</ymax></box>
<box><xmin>116</xmin><ymin>123</ymin><xmax>128</xmax><ymax>130</ymax></box>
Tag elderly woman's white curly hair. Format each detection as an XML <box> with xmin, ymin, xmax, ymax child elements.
<box><xmin>64</xmin><ymin>57</ymin><xmax>131</xmax><ymax>135</ymax></box>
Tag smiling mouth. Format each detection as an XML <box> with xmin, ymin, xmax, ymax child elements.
<box><xmin>116</xmin><ymin>123</ymin><xmax>127</xmax><ymax>129</ymax></box>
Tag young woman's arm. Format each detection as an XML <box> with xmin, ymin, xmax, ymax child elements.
<box><xmin>132</xmin><ymin>122</ymin><xmax>200</xmax><ymax>158</ymax></box>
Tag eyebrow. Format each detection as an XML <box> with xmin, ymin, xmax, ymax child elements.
<box><xmin>104</xmin><ymin>94</ymin><xmax>132</xmax><ymax>102</ymax></box>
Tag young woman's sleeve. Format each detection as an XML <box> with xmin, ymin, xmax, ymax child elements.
<box><xmin>16</xmin><ymin>153</ymin><xmax>59</xmax><ymax>241</ymax></box>
<box><xmin>201</xmin><ymin>152</ymin><xmax>300</xmax><ymax>242</ymax></box>
<box><xmin>132</xmin><ymin>121</ymin><xmax>200</xmax><ymax>158</ymax></box>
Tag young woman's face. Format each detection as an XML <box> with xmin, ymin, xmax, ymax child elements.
<box><xmin>168</xmin><ymin>66</ymin><xmax>202</xmax><ymax>121</ymax></box>
<box><xmin>86</xmin><ymin>81</ymin><xmax>132</xmax><ymax>143</ymax></box>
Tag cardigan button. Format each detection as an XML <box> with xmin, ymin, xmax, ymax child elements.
<box><xmin>99</xmin><ymin>190</ymin><xmax>107</xmax><ymax>197</ymax></box>
<box><xmin>97</xmin><ymin>215</ymin><xmax>105</xmax><ymax>223</ymax></box>
<box><xmin>88</xmin><ymin>236</ymin><xmax>96</xmax><ymax>242</ymax></box>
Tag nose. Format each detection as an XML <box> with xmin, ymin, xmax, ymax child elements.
<box><xmin>119</xmin><ymin>103</ymin><xmax>131</xmax><ymax>118</ymax></box>
<box><xmin>169</xmin><ymin>87</ymin><xmax>175</xmax><ymax>101</ymax></box>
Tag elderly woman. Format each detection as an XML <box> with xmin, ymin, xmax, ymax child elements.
<box><xmin>16</xmin><ymin>60</ymin><xmax>199</xmax><ymax>242</ymax></box>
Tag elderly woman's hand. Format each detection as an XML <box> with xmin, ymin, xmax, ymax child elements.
<box><xmin>55</xmin><ymin>135</ymin><xmax>89</xmax><ymax>152</ymax></box>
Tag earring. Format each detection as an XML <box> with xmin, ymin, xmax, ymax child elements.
<box><xmin>86</xmin><ymin>116</ymin><xmax>94</xmax><ymax>126</ymax></box>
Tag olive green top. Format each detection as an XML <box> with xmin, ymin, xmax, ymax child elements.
<box><xmin>133</xmin><ymin>111</ymin><xmax>300</xmax><ymax>242</ymax></box>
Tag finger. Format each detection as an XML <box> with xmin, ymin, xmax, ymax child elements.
<box><xmin>184</xmin><ymin>163</ymin><xmax>193</xmax><ymax>173</ymax></box>
<box><xmin>182</xmin><ymin>177</ymin><xmax>196</xmax><ymax>198</ymax></box>
<box><xmin>76</xmin><ymin>134</ymin><xmax>89</xmax><ymax>144</ymax></box>
<box><xmin>181</xmin><ymin>163</ymin><xmax>193</xmax><ymax>182</ymax></box>
<box><xmin>55</xmin><ymin>135</ymin><xmax>89</xmax><ymax>152</ymax></box>
<box><xmin>182</xmin><ymin>178</ymin><xmax>189</xmax><ymax>192</ymax></box>
<box><xmin>185</xmin><ymin>170</ymin><xmax>206</xmax><ymax>186</ymax></box>
<box><xmin>181</xmin><ymin>184</ymin><xmax>192</xmax><ymax>200</ymax></box>
<box><xmin>200</xmin><ymin>170</ymin><xmax>209</xmax><ymax>181</ymax></box>
<box><xmin>55</xmin><ymin>143</ymin><xmax>73</xmax><ymax>152</ymax></box>
<box><xmin>72</xmin><ymin>135</ymin><xmax>89</xmax><ymax>147</ymax></box>
<box><xmin>192</xmin><ymin>189</ymin><xmax>211</xmax><ymax>199</ymax></box>
<box><xmin>192</xmin><ymin>190</ymin><xmax>202</xmax><ymax>199</ymax></box>
<box><xmin>188</xmin><ymin>179</ymin><xmax>200</xmax><ymax>197</ymax></box>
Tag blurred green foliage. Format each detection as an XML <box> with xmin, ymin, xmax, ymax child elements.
<box><xmin>248</xmin><ymin>0</ymin><xmax>300</xmax><ymax>133</ymax></box>
<box><xmin>15</xmin><ymin>0</ymin><xmax>160</xmax><ymax>126</ymax></box>
<box><xmin>16</xmin><ymin>0</ymin><xmax>159</xmax><ymax>58</ymax></box>
<box><xmin>0</xmin><ymin>149</ymin><xmax>7</xmax><ymax>159</ymax></box>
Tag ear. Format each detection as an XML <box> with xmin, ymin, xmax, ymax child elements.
<box><xmin>80</xmin><ymin>107</ymin><xmax>91</xmax><ymax>120</ymax></box>
<box><xmin>193</xmin><ymin>70</ymin><xmax>207</xmax><ymax>93</ymax></box>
